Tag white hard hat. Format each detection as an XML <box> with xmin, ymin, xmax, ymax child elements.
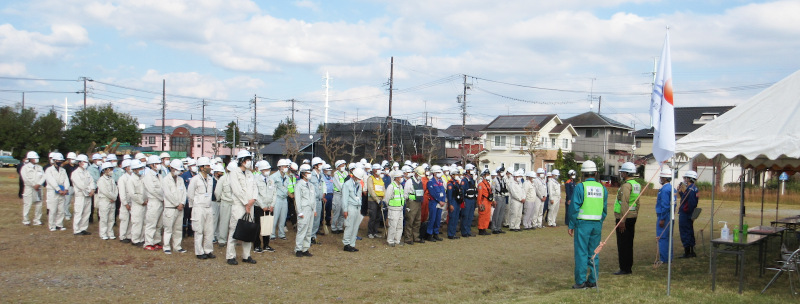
<box><xmin>352</xmin><ymin>168</ymin><xmax>367</xmax><ymax>180</ymax></box>
<box><xmin>92</xmin><ymin>153</ymin><xmax>103</xmax><ymax>161</ymax></box>
<box><xmin>620</xmin><ymin>162</ymin><xmax>636</xmax><ymax>173</ymax></box>
<box><xmin>465</xmin><ymin>163</ymin><xmax>475</xmax><ymax>171</ymax></box>
<box><xmin>76</xmin><ymin>154</ymin><xmax>89</xmax><ymax>163</ymax></box>
<box><xmin>135</xmin><ymin>153</ymin><xmax>146</xmax><ymax>160</ymax></box>
<box><xmin>101</xmin><ymin>162</ymin><xmax>115</xmax><ymax>171</ymax></box>
<box><xmin>52</xmin><ymin>153</ymin><xmax>65</xmax><ymax>161</ymax></box>
<box><xmin>381</xmin><ymin>160</ymin><xmax>389</xmax><ymax>166</ymax></box>
<box><xmin>372</xmin><ymin>164</ymin><xmax>381</xmax><ymax>170</ymax></box>
<box><xmin>322</xmin><ymin>164</ymin><xmax>332</xmax><ymax>170</ymax></box>
<box><xmin>683</xmin><ymin>170</ymin><xmax>698</xmax><ymax>180</ymax></box>
<box><xmin>490</xmin><ymin>171</ymin><xmax>497</xmax><ymax>176</ymax></box>
<box><xmin>525</xmin><ymin>171</ymin><xmax>536</xmax><ymax>178</ymax></box>
<box><xmin>360</xmin><ymin>158</ymin><xmax>368</xmax><ymax>164</ymax></box>
<box><xmin>581</xmin><ymin>160</ymin><xmax>597</xmax><ymax>173</ymax></box>
<box><xmin>146</xmin><ymin>155</ymin><xmax>161</xmax><ymax>165</ymax></box>
<box><xmin>404</xmin><ymin>160</ymin><xmax>411</xmax><ymax>166</ymax></box>
<box><xmin>159</xmin><ymin>152</ymin><xmax>171</xmax><ymax>159</ymax></box>
<box><xmin>122</xmin><ymin>154</ymin><xmax>131</xmax><ymax>160</ymax></box>
<box><xmin>121</xmin><ymin>159</ymin><xmax>131</xmax><ymax>168</ymax></box>
<box><xmin>215</xmin><ymin>157</ymin><xmax>223</xmax><ymax>164</ymax></box>
<box><xmin>299</xmin><ymin>164</ymin><xmax>311</xmax><ymax>172</ymax></box>
<box><xmin>26</xmin><ymin>151</ymin><xmax>40</xmax><ymax>160</ymax></box>
<box><xmin>276</xmin><ymin>159</ymin><xmax>288</xmax><ymax>167</ymax></box>
<box><xmin>546</xmin><ymin>172</ymin><xmax>552</xmax><ymax>177</ymax></box>
<box><xmin>348</xmin><ymin>163</ymin><xmax>357</xmax><ymax>170</ymax></box>
<box><xmin>106</xmin><ymin>154</ymin><xmax>118</xmax><ymax>161</ymax></box>
<box><xmin>392</xmin><ymin>162</ymin><xmax>399</xmax><ymax>168</ymax></box>
<box><xmin>290</xmin><ymin>162</ymin><xmax>298</xmax><ymax>171</ymax></box>
<box><xmin>186</xmin><ymin>158</ymin><xmax>196</xmax><ymax>166</ymax></box>
<box><xmin>256</xmin><ymin>160</ymin><xmax>270</xmax><ymax>171</ymax></box>
<box><xmin>660</xmin><ymin>167</ymin><xmax>672</xmax><ymax>178</ymax></box>
<box><xmin>431</xmin><ymin>165</ymin><xmax>442</xmax><ymax>173</ymax></box>
<box><xmin>130</xmin><ymin>159</ymin><xmax>145</xmax><ymax>170</ymax></box>
<box><xmin>197</xmin><ymin>157</ymin><xmax>210</xmax><ymax>167</ymax></box>
<box><xmin>449</xmin><ymin>168</ymin><xmax>460</xmax><ymax>175</ymax></box>
<box><xmin>390</xmin><ymin>170</ymin><xmax>403</xmax><ymax>178</ymax></box>
<box><xmin>568</xmin><ymin>169</ymin><xmax>576</xmax><ymax>176</ymax></box>
<box><xmin>311</xmin><ymin>157</ymin><xmax>324</xmax><ymax>166</ymax></box>
<box><xmin>402</xmin><ymin>165</ymin><xmax>412</xmax><ymax>173</ymax></box>
<box><xmin>66</xmin><ymin>152</ymin><xmax>77</xmax><ymax>159</ymax></box>
<box><xmin>212</xmin><ymin>164</ymin><xmax>224</xmax><ymax>173</ymax></box>
<box><xmin>536</xmin><ymin>168</ymin><xmax>545</xmax><ymax>174</ymax></box>
<box><xmin>552</xmin><ymin>169</ymin><xmax>560</xmax><ymax>176</ymax></box>
<box><xmin>335</xmin><ymin>160</ymin><xmax>346</xmax><ymax>168</ymax></box>
<box><xmin>169</xmin><ymin>159</ymin><xmax>184</xmax><ymax>171</ymax></box>
<box><xmin>236</xmin><ymin>150</ymin><xmax>251</xmax><ymax>159</ymax></box>
<box><xmin>411</xmin><ymin>162</ymin><xmax>418</xmax><ymax>168</ymax></box>
<box><xmin>514</xmin><ymin>169</ymin><xmax>524</xmax><ymax>177</ymax></box>
<box><xmin>48</xmin><ymin>152</ymin><xmax>56</xmax><ymax>159</ymax></box>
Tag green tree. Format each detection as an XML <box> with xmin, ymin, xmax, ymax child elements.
<box><xmin>0</xmin><ymin>106</ymin><xmax>37</xmax><ymax>158</ymax></box>
<box><xmin>316</xmin><ymin>123</ymin><xmax>326</xmax><ymax>134</ymax></box>
<box><xmin>66</xmin><ymin>104</ymin><xmax>140</xmax><ymax>153</ymax></box>
<box><xmin>554</xmin><ymin>148</ymin><xmax>564</xmax><ymax>170</ymax></box>
<box><xmin>32</xmin><ymin>109</ymin><xmax>65</xmax><ymax>154</ymax></box>
<box><xmin>273</xmin><ymin>118</ymin><xmax>297</xmax><ymax>141</ymax></box>
<box><xmin>224</xmin><ymin>121</ymin><xmax>240</xmax><ymax>148</ymax></box>
<box><xmin>561</xmin><ymin>151</ymin><xmax>581</xmax><ymax>181</ymax></box>
<box><xmin>587</xmin><ymin>154</ymin><xmax>605</xmax><ymax>176</ymax></box>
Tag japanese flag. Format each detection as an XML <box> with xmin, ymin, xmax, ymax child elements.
<box><xmin>651</xmin><ymin>31</ymin><xmax>675</xmax><ymax>163</ymax></box>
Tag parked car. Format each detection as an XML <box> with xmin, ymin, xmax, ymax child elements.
<box><xmin>0</xmin><ymin>155</ymin><xmax>20</xmax><ymax>167</ymax></box>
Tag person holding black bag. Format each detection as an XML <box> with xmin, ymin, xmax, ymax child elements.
<box><xmin>225</xmin><ymin>151</ymin><xmax>258</xmax><ymax>266</ymax></box>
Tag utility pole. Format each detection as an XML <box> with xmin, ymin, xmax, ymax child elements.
<box><xmin>308</xmin><ymin>109</ymin><xmax>311</xmax><ymax>134</ymax></box>
<box><xmin>598</xmin><ymin>96</ymin><xmax>602</xmax><ymax>114</ymax></box>
<box><xmin>83</xmin><ymin>77</ymin><xmax>87</xmax><ymax>109</ymax></box>
<box><xmin>201</xmin><ymin>99</ymin><xmax>206</xmax><ymax>155</ymax></box>
<box><xmin>324</xmin><ymin>71</ymin><xmax>330</xmax><ymax>126</ymax></box>
<box><xmin>233</xmin><ymin>118</ymin><xmax>238</xmax><ymax>158</ymax></box>
<box><xmin>424</xmin><ymin>100</ymin><xmax>428</xmax><ymax>127</ymax></box>
<box><xmin>21</xmin><ymin>92</ymin><xmax>24</xmax><ymax>112</ymax></box>
<box><xmin>461</xmin><ymin>74</ymin><xmax>468</xmax><ymax>165</ymax></box>
<box><xmin>289</xmin><ymin>99</ymin><xmax>296</xmax><ymax>122</ymax></box>
<box><xmin>252</xmin><ymin>94</ymin><xmax>257</xmax><ymax>159</ymax></box>
<box><xmin>387</xmin><ymin>56</ymin><xmax>394</xmax><ymax>160</ymax></box>
<box><xmin>161</xmin><ymin>79</ymin><xmax>166</xmax><ymax>151</ymax></box>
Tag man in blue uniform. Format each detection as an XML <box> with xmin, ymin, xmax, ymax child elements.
<box><xmin>426</xmin><ymin>165</ymin><xmax>445</xmax><ymax>242</ymax></box>
<box><xmin>568</xmin><ymin>160</ymin><xmax>608</xmax><ymax>289</ymax></box>
<box><xmin>656</xmin><ymin>167</ymin><xmax>674</xmax><ymax>264</ymax></box>
<box><xmin>460</xmin><ymin>164</ymin><xmax>478</xmax><ymax>237</ymax></box>
<box><xmin>678</xmin><ymin>170</ymin><xmax>699</xmax><ymax>258</ymax></box>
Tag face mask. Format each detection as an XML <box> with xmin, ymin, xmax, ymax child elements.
<box><xmin>157</xmin><ymin>164</ymin><xmax>163</xmax><ymax>171</ymax></box>
<box><xmin>262</xmin><ymin>170</ymin><xmax>270</xmax><ymax>176</ymax></box>
<box><xmin>282</xmin><ymin>167</ymin><xmax>289</xmax><ymax>173</ymax></box>
<box><xmin>191</xmin><ymin>166</ymin><xmax>198</xmax><ymax>173</ymax></box>
<box><xmin>111</xmin><ymin>161</ymin><xmax>117</xmax><ymax>167</ymax></box>
<box><xmin>95</xmin><ymin>160</ymin><xmax>102</xmax><ymax>166</ymax></box>
<box><xmin>163</xmin><ymin>160</ymin><xmax>169</xmax><ymax>166</ymax></box>
<box><xmin>406</xmin><ymin>173</ymin><xmax>413</xmax><ymax>178</ymax></box>
<box><xmin>244</xmin><ymin>160</ymin><xmax>253</xmax><ymax>170</ymax></box>
<box><xmin>435</xmin><ymin>173</ymin><xmax>442</xmax><ymax>178</ymax></box>
<box><xmin>105</xmin><ymin>170</ymin><xmax>113</xmax><ymax>176</ymax></box>
<box><xmin>81</xmin><ymin>162</ymin><xmax>88</xmax><ymax>169</ymax></box>
<box><xmin>339</xmin><ymin>167</ymin><xmax>346</xmax><ymax>172</ymax></box>
<box><xmin>379</xmin><ymin>173</ymin><xmax>385</xmax><ymax>178</ymax></box>
<box><xmin>70</xmin><ymin>159</ymin><xmax>76</xmax><ymax>164</ymax></box>
<box><xmin>171</xmin><ymin>170</ymin><xmax>179</xmax><ymax>177</ymax></box>
<box><xmin>138</xmin><ymin>170</ymin><xmax>145</xmax><ymax>176</ymax></box>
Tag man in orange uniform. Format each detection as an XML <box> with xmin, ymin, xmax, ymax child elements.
<box><xmin>477</xmin><ymin>169</ymin><xmax>493</xmax><ymax>235</ymax></box>
<box><xmin>420</xmin><ymin>167</ymin><xmax>431</xmax><ymax>239</ymax></box>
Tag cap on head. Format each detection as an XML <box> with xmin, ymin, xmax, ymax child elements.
<box><xmin>683</xmin><ymin>170</ymin><xmax>698</xmax><ymax>180</ymax></box>
<box><xmin>121</xmin><ymin>159</ymin><xmax>131</xmax><ymax>168</ymax></box>
<box><xmin>352</xmin><ymin>168</ymin><xmax>367</xmax><ymax>180</ymax></box>
<box><xmin>92</xmin><ymin>153</ymin><xmax>103</xmax><ymax>161</ymax></box>
<box><xmin>122</xmin><ymin>154</ymin><xmax>131</xmax><ymax>160</ymax></box>
<box><xmin>52</xmin><ymin>153</ymin><xmax>65</xmax><ymax>161</ymax></box>
<box><xmin>525</xmin><ymin>171</ymin><xmax>536</xmax><ymax>178</ymax></box>
<box><xmin>130</xmin><ymin>159</ymin><xmax>145</xmax><ymax>170</ymax></box>
<box><xmin>660</xmin><ymin>167</ymin><xmax>672</xmax><ymax>178</ymax></box>
<box><xmin>134</xmin><ymin>153</ymin><xmax>146</xmax><ymax>160</ymax></box>
<box><xmin>620</xmin><ymin>162</ymin><xmax>636</xmax><ymax>174</ymax></box>
<box><xmin>322</xmin><ymin>164</ymin><xmax>331</xmax><ymax>171</ymax></box>
<box><xmin>311</xmin><ymin>157</ymin><xmax>324</xmax><ymax>166</ymax></box>
<box><xmin>335</xmin><ymin>160</ymin><xmax>346</xmax><ymax>168</ymax></box>
<box><xmin>159</xmin><ymin>152</ymin><xmax>170</xmax><ymax>159</ymax></box>
<box><xmin>299</xmin><ymin>164</ymin><xmax>311</xmax><ymax>172</ymax></box>
<box><xmin>76</xmin><ymin>154</ymin><xmax>89</xmax><ymax>163</ymax></box>
<box><xmin>101</xmin><ymin>162</ymin><xmax>115</xmax><ymax>171</ymax></box>
<box><xmin>552</xmin><ymin>169</ymin><xmax>560</xmax><ymax>176</ymax></box>
<box><xmin>106</xmin><ymin>154</ymin><xmax>118</xmax><ymax>161</ymax></box>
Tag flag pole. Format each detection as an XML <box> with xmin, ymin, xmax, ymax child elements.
<box><xmin>667</xmin><ymin>160</ymin><xmax>675</xmax><ymax>296</ymax></box>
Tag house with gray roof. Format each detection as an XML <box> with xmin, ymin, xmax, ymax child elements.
<box><xmin>477</xmin><ymin>114</ymin><xmax>577</xmax><ymax>172</ymax></box>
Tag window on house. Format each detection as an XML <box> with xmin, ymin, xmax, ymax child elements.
<box><xmin>539</xmin><ymin>137</ymin><xmax>547</xmax><ymax>147</ymax></box>
<box><xmin>635</xmin><ymin>140</ymin><xmax>642</xmax><ymax>148</ymax></box>
<box><xmin>551</xmin><ymin>138</ymin><xmax>556</xmax><ymax>148</ymax></box>
<box><xmin>562</xmin><ymin>138</ymin><xmax>570</xmax><ymax>149</ymax></box>
<box><xmin>494</xmin><ymin>135</ymin><xmax>506</xmax><ymax>147</ymax></box>
<box><xmin>513</xmin><ymin>163</ymin><xmax>526</xmax><ymax>171</ymax></box>
<box><xmin>513</xmin><ymin>135</ymin><xmax>526</xmax><ymax>147</ymax></box>
<box><xmin>148</xmin><ymin>136</ymin><xmax>155</xmax><ymax>145</ymax></box>
<box><xmin>585</xmin><ymin>129</ymin><xmax>599</xmax><ymax>138</ymax></box>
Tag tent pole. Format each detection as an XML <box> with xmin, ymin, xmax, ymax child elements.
<box><xmin>760</xmin><ymin>170</ymin><xmax>766</xmax><ymax>227</ymax></box>
<box><xmin>776</xmin><ymin>176</ymin><xmax>781</xmax><ymax>226</ymax></box>
<box><xmin>709</xmin><ymin>156</ymin><xmax>717</xmax><ymax>274</ymax></box>
<box><xmin>739</xmin><ymin>159</ymin><xmax>745</xmax><ymax>242</ymax></box>
<box><xmin>667</xmin><ymin>159</ymin><xmax>675</xmax><ymax>296</ymax></box>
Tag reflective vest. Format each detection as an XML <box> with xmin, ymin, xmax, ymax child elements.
<box><xmin>333</xmin><ymin>171</ymin><xmax>346</xmax><ymax>192</ymax></box>
<box><xmin>287</xmin><ymin>175</ymin><xmax>297</xmax><ymax>194</ymax></box>
<box><xmin>577</xmin><ymin>180</ymin><xmax>604</xmax><ymax>221</ymax></box>
<box><xmin>388</xmin><ymin>182</ymin><xmax>405</xmax><ymax>207</ymax></box>
<box><xmin>409</xmin><ymin>178</ymin><xmax>423</xmax><ymax>202</ymax></box>
<box><xmin>614</xmin><ymin>179</ymin><xmax>641</xmax><ymax>213</ymax></box>
<box><xmin>371</xmin><ymin>176</ymin><xmax>385</xmax><ymax>197</ymax></box>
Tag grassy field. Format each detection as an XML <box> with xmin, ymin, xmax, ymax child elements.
<box><xmin>0</xmin><ymin>167</ymin><xmax>798</xmax><ymax>303</ymax></box>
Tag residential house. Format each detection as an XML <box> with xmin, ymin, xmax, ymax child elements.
<box><xmin>140</xmin><ymin>119</ymin><xmax>241</xmax><ymax>158</ymax></box>
<box><xmin>440</xmin><ymin>124</ymin><xmax>487</xmax><ymax>162</ymax></box>
<box><xmin>259</xmin><ymin>133</ymin><xmax>320</xmax><ymax>166</ymax></box>
<box><xmin>478</xmin><ymin>114</ymin><xmax>577</xmax><ymax>173</ymax></box>
<box><xmin>321</xmin><ymin>117</ymin><xmax>442</xmax><ymax>163</ymax></box>
<box><xmin>562</xmin><ymin>111</ymin><xmax>634</xmax><ymax>177</ymax></box>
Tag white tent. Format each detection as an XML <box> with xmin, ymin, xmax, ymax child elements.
<box><xmin>676</xmin><ymin>69</ymin><xmax>800</xmax><ymax>274</ymax></box>
<box><xmin>677</xmin><ymin>69</ymin><xmax>800</xmax><ymax>170</ymax></box>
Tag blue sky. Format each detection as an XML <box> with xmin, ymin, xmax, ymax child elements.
<box><xmin>0</xmin><ymin>0</ymin><xmax>798</xmax><ymax>133</ymax></box>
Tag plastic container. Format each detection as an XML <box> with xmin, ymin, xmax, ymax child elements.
<box><xmin>743</xmin><ymin>221</ymin><xmax>749</xmax><ymax>240</ymax></box>
<box><xmin>719</xmin><ymin>221</ymin><xmax>730</xmax><ymax>240</ymax></box>
<box><xmin>733</xmin><ymin>226</ymin><xmax>740</xmax><ymax>242</ymax></box>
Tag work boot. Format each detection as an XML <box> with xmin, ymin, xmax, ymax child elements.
<box><xmin>433</xmin><ymin>235</ymin><xmax>443</xmax><ymax>241</ymax></box>
<box><xmin>688</xmin><ymin>246</ymin><xmax>697</xmax><ymax>258</ymax></box>
<box><xmin>679</xmin><ymin>247</ymin><xmax>690</xmax><ymax>258</ymax></box>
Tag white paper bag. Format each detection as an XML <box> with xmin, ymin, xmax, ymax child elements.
<box><xmin>260</xmin><ymin>214</ymin><xmax>274</xmax><ymax>236</ymax></box>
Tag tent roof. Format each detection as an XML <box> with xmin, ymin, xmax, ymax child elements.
<box><xmin>676</xmin><ymin>69</ymin><xmax>800</xmax><ymax>170</ymax></box>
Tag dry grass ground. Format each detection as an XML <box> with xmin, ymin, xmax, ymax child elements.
<box><xmin>0</xmin><ymin>167</ymin><xmax>798</xmax><ymax>303</ymax></box>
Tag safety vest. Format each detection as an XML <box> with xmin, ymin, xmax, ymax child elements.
<box><xmin>614</xmin><ymin>179</ymin><xmax>641</xmax><ymax>213</ymax></box>
<box><xmin>333</xmin><ymin>171</ymin><xmax>346</xmax><ymax>192</ymax></box>
<box><xmin>287</xmin><ymin>175</ymin><xmax>297</xmax><ymax>194</ymax></box>
<box><xmin>577</xmin><ymin>180</ymin><xmax>604</xmax><ymax>221</ymax></box>
<box><xmin>388</xmin><ymin>182</ymin><xmax>405</xmax><ymax>207</ymax></box>
<box><xmin>409</xmin><ymin>178</ymin><xmax>423</xmax><ymax>202</ymax></box>
<box><xmin>371</xmin><ymin>175</ymin><xmax>385</xmax><ymax>197</ymax></box>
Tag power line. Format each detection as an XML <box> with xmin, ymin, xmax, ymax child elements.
<box><xmin>0</xmin><ymin>76</ymin><xmax>81</xmax><ymax>82</ymax></box>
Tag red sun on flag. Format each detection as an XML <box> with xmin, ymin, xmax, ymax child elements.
<box><xmin>664</xmin><ymin>79</ymin><xmax>673</xmax><ymax>105</ymax></box>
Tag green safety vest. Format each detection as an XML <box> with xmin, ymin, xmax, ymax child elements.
<box><xmin>333</xmin><ymin>171</ymin><xmax>346</xmax><ymax>192</ymax></box>
<box><xmin>614</xmin><ymin>179</ymin><xmax>641</xmax><ymax>213</ymax></box>
<box><xmin>409</xmin><ymin>178</ymin><xmax>423</xmax><ymax>202</ymax></box>
<box><xmin>388</xmin><ymin>182</ymin><xmax>405</xmax><ymax>207</ymax></box>
<box><xmin>577</xmin><ymin>180</ymin><xmax>604</xmax><ymax>221</ymax></box>
<box><xmin>287</xmin><ymin>175</ymin><xmax>297</xmax><ymax>194</ymax></box>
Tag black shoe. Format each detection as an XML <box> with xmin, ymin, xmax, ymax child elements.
<box><xmin>206</xmin><ymin>253</ymin><xmax>216</xmax><ymax>259</ymax></box>
<box><xmin>120</xmin><ymin>239</ymin><xmax>132</xmax><ymax>244</ymax></box>
<box><xmin>263</xmin><ymin>246</ymin><xmax>275</xmax><ymax>252</ymax></box>
<box><xmin>227</xmin><ymin>258</ymin><xmax>238</xmax><ymax>265</ymax></box>
<box><xmin>688</xmin><ymin>247</ymin><xmax>697</xmax><ymax>258</ymax></box>
<box><xmin>433</xmin><ymin>235</ymin><xmax>443</xmax><ymax>241</ymax></box>
<box><xmin>296</xmin><ymin>251</ymin><xmax>304</xmax><ymax>257</ymax></box>
<box><xmin>679</xmin><ymin>247</ymin><xmax>691</xmax><ymax>259</ymax></box>
<box><xmin>405</xmin><ymin>241</ymin><xmax>414</xmax><ymax>245</ymax></box>
<box><xmin>197</xmin><ymin>254</ymin><xmax>208</xmax><ymax>260</ymax></box>
<box><xmin>344</xmin><ymin>245</ymin><xmax>356</xmax><ymax>252</ymax></box>
<box><xmin>498</xmin><ymin>230</ymin><xmax>506</xmax><ymax>234</ymax></box>
<box><xmin>302</xmin><ymin>251</ymin><xmax>313</xmax><ymax>257</ymax></box>
<box><xmin>311</xmin><ymin>238</ymin><xmax>317</xmax><ymax>244</ymax></box>
<box><xmin>254</xmin><ymin>247</ymin><xmax>263</xmax><ymax>253</ymax></box>
<box><xmin>415</xmin><ymin>239</ymin><xmax>425</xmax><ymax>244</ymax></box>
<box><xmin>427</xmin><ymin>236</ymin><xmax>437</xmax><ymax>242</ymax></box>
<box><xmin>492</xmin><ymin>230</ymin><xmax>500</xmax><ymax>234</ymax></box>
<box><xmin>242</xmin><ymin>257</ymin><xmax>257</xmax><ymax>264</ymax></box>
<box><xmin>572</xmin><ymin>283</ymin><xmax>587</xmax><ymax>289</ymax></box>
<box><xmin>613</xmin><ymin>270</ymin><xmax>631</xmax><ymax>275</ymax></box>
<box><xmin>448</xmin><ymin>235</ymin><xmax>460</xmax><ymax>240</ymax></box>
<box><xmin>132</xmin><ymin>242</ymin><xmax>143</xmax><ymax>247</ymax></box>
<box><xmin>586</xmin><ymin>282</ymin><xmax>597</xmax><ymax>288</ymax></box>
<box><xmin>80</xmin><ymin>230</ymin><xmax>91</xmax><ymax>235</ymax></box>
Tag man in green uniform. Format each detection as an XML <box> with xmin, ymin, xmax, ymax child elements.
<box><xmin>568</xmin><ymin>160</ymin><xmax>608</xmax><ymax>289</ymax></box>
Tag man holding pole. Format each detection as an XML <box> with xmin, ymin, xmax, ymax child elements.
<box><xmin>568</xmin><ymin>160</ymin><xmax>607</xmax><ymax>289</ymax></box>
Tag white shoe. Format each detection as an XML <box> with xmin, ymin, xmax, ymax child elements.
<box><xmin>49</xmin><ymin>228</ymin><xmax>56</xmax><ymax>232</ymax></box>
<box><xmin>59</xmin><ymin>227</ymin><xmax>67</xmax><ymax>231</ymax></box>
<box><xmin>22</xmin><ymin>221</ymin><xmax>30</xmax><ymax>225</ymax></box>
<box><xmin>65</xmin><ymin>217</ymin><xmax>71</xmax><ymax>221</ymax></box>
<box><xmin>32</xmin><ymin>221</ymin><xmax>42</xmax><ymax>226</ymax></box>
<box><xmin>101</xmin><ymin>237</ymin><xmax>109</xmax><ymax>240</ymax></box>
<box><xmin>109</xmin><ymin>236</ymin><xmax>116</xmax><ymax>240</ymax></box>
<box><xmin>368</xmin><ymin>234</ymin><xmax>375</xmax><ymax>239</ymax></box>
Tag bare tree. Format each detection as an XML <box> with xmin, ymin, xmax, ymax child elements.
<box><xmin>367</xmin><ymin>124</ymin><xmax>384</xmax><ymax>162</ymax></box>
<box><xmin>421</xmin><ymin>126</ymin><xmax>441</xmax><ymax>163</ymax></box>
<box><xmin>518</xmin><ymin>125</ymin><xmax>546</xmax><ymax>170</ymax></box>
<box><xmin>348</xmin><ymin>122</ymin><xmax>364</xmax><ymax>162</ymax></box>
<box><xmin>320</xmin><ymin>126</ymin><xmax>345</xmax><ymax>163</ymax></box>
<box><xmin>283</xmin><ymin>124</ymin><xmax>301</xmax><ymax>162</ymax></box>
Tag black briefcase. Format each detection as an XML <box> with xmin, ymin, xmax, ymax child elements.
<box><xmin>233</xmin><ymin>213</ymin><xmax>258</xmax><ymax>242</ymax></box>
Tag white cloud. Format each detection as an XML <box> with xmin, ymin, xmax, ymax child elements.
<box><xmin>0</xmin><ymin>62</ymin><xmax>26</xmax><ymax>76</ymax></box>
<box><xmin>0</xmin><ymin>23</ymin><xmax>89</xmax><ymax>60</ymax></box>
<box><xmin>294</xmin><ymin>0</ymin><xmax>320</xmax><ymax>12</ymax></box>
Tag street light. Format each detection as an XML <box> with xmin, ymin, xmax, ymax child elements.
<box><xmin>309</xmin><ymin>135</ymin><xmax>314</xmax><ymax>158</ymax></box>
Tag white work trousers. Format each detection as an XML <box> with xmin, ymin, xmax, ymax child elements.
<box><xmin>211</xmin><ymin>200</ymin><xmax>220</xmax><ymax>241</ymax></box>
<box><xmin>130</xmin><ymin>204</ymin><xmax>147</xmax><ymax>243</ymax></box>
<box><xmin>22</xmin><ymin>187</ymin><xmax>43</xmax><ymax>224</ymax></box>
<box><xmin>192</xmin><ymin>206</ymin><xmax>214</xmax><ymax>255</ymax></box>
<box><xmin>342</xmin><ymin>205</ymin><xmax>363</xmax><ymax>247</ymax></box>
<box><xmin>546</xmin><ymin>198</ymin><xmax>560</xmax><ymax>227</ymax></box>
<box><xmin>533</xmin><ymin>198</ymin><xmax>545</xmax><ymax>228</ymax></box>
<box><xmin>216</xmin><ymin>201</ymin><xmax>232</xmax><ymax>245</ymax></box>
<box><xmin>47</xmin><ymin>191</ymin><xmax>66</xmax><ymax>229</ymax></box>
<box><xmin>226</xmin><ymin>204</ymin><xmax>253</xmax><ymax>260</ymax></box>
<box><xmin>522</xmin><ymin>200</ymin><xmax>535</xmax><ymax>229</ymax></box>
<box><xmin>387</xmin><ymin>206</ymin><xmax>404</xmax><ymax>245</ymax></box>
<box><xmin>118</xmin><ymin>205</ymin><xmax>132</xmax><ymax>240</ymax></box>
<box><xmin>294</xmin><ymin>209</ymin><xmax>314</xmax><ymax>253</ymax></box>
<box><xmin>72</xmin><ymin>194</ymin><xmax>91</xmax><ymax>232</ymax></box>
<box><xmin>162</xmin><ymin>208</ymin><xmax>184</xmax><ymax>251</ymax></box>
<box><xmin>508</xmin><ymin>200</ymin><xmax>523</xmax><ymax>230</ymax></box>
<box><xmin>97</xmin><ymin>198</ymin><xmax>116</xmax><ymax>238</ymax></box>
<box><xmin>144</xmin><ymin>199</ymin><xmax>164</xmax><ymax>246</ymax></box>
<box><xmin>331</xmin><ymin>192</ymin><xmax>345</xmax><ymax>232</ymax></box>
<box><xmin>271</xmin><ymin>197</ymin><xmax>288</xmax><ymax>239</ymax></box>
